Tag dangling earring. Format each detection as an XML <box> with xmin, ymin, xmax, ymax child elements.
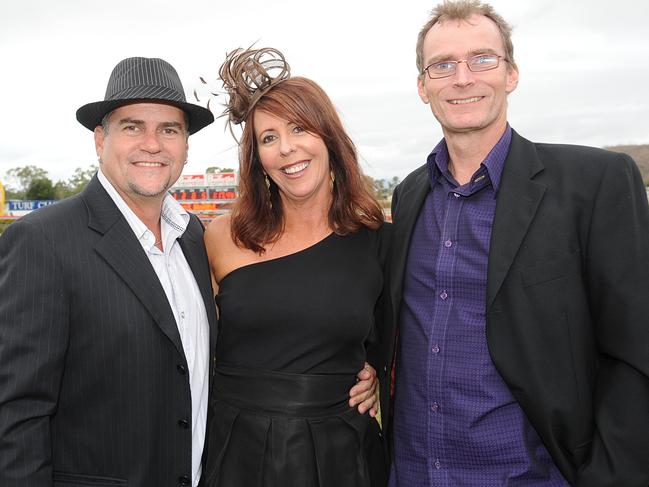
<box><xmin>329</xmin><ymin>170</ymin><xmax>335</xmax><ymax>191</ymax></box>
<box><xmin>264</xmin><ymin>173</ymin><xmax>273</xmax><ymax>209</ymax></box>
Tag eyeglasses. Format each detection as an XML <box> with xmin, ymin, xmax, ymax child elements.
<box><xmin>422</xmin><ymin>54</ymin><xmax>508</xmax><ymax>79</ymax></box>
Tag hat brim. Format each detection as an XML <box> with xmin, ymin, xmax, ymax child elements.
<box><xmin>76</xmin><ymin>98</ymin><xmax>214</xmax><ymax>135</ymax></box>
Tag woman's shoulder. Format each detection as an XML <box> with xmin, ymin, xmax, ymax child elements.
<box><xmin>364</xmin><ymin>220</ymin><xmax>392</xmax><ymax>244</ymax></box>
<box><xmin>205</xmin><ymin>213</ymin><xmax>231</xmax><ymax>238</ymax></box>
<box><xmin>204</xmin><ymin>214</ymin><xmax>236</xmax><ymax>280</ymax></box>
<box><xmin>205</xmin><ymin>214</ymin><xmax>233</xmax><ymax>249</ymax></box>
<box><xmin>205</xmin><ymin>214</ymin><xmax>267</xmax><ymax>284</ymax></box>
<box><xmin>357</xmin><ymin>221</ymin><xmax>392</xmax><ymax>264</ymax></box>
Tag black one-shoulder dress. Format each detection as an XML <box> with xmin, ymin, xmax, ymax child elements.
<box><xmin>202</xmin><ymin>227</ymin><xmax>388</xmax><ymax>487</ymax></box>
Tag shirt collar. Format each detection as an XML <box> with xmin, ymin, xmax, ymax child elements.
<box><xmin>97</xmin><ymin>169</ymin><xmax>189</xmax><ymax>252</ymax></box>
<box><xmin>427</xmin><ymin>124</ymin><xmax>512</xmax><ymax>193</ymax></box>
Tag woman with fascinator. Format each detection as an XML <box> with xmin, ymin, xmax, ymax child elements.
<box><xmin>202</xmin><ymin>47</ymin><xmax>389</xmax><ymax>487</ymax></box>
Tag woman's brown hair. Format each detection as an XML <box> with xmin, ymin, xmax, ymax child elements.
<box><xmin>231</xmin><ymin>77</ymin><xmax>383</xmax><ymax>253</ymax></box>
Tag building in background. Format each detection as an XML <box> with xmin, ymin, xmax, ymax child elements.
<box><xmin>170</xmin><ymin>172</ymin><xmax>238</xmax><ymax>223</ymax></box>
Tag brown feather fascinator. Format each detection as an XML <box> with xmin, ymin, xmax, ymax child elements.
<box><xmin>218</xmin><ymin>47</ymin><xmax>291</xmax><ymax>127</ymax></box>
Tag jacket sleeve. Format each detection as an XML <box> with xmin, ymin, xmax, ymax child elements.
<box><xmin>365</xmin><ymin>222</ymin><xmax>393</xmax><ymax>374</ymax></box>
<box><xmin>391</xmin><ymin>182</ymin><xmax>401</xmax><ymax>219</ymax></box>
<box><xmin>576</xmin><ymin>153</ymin><xmax>649</xmax><ymax>487</ymax></box>
<box><xmin>0</xmin><ymin>219</ymin><xmax>69</xmax><ymax>487</ymax></box>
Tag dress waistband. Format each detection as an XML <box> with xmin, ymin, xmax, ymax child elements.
<box><xmin>213</xmin><ymin>364</ymin><xmax>357</xmax><ymax>417</ymax></box>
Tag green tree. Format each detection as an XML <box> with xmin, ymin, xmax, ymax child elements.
<box><xmin>7</xmin><ymin>165</ymin><xmax>50</xmax><ymax>189</ymax></box>
<box><xmin>4</xmin><ymin>165</ymin><xmax>52</xmax><ymax>199</ymax></box>
<box><xmin>3</xmin><ymin>164</ymin><xmax>97</xmax><ymax>201</ymax></box>
<box><xmin>387</xmin><ymin>176</ymin><xmax>400</xmax><ymax>192</ymax></box>
<box><xmin>370</xmin><ymin>176</ymin><xmax>401</xmax><ymax>202</ymax></box>
<box><xmin>372</xmin><ymin>178</ymin><xmax>388</xmax><ymax>200</ymax></box>
<box><xmin>25</xmin><ymin>178</ymin><xmax>56</xmax><ymax>200</ymax></box>
<box><xmin>67</xmin><ymin>165</ymin><xmax>97</xmax><ymax>193</ymax></box>
<box><xmin>3</xmin><ymin>186</ymin><xmax>23</xmax><ymax>200</ymax></box>
<box><xmin>55</xmin><ymin>165</ymin><xmax>98</xmax><ymax>198</ymax></box>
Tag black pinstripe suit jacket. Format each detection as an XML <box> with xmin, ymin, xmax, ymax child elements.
<box><xmin>0</xmin><ymin>175</ymin><xmax>218</xmax><ymax>487</ymax></box>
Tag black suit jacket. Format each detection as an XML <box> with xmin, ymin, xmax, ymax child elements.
<box><xmin>379</xmin><ymin>130</ymin><xmax>649</xmax><ymax>486</ymax></box>
<box><xmin>0</xmin><ymin>176</ymin><xmax>218</xmax><ymax>487</ymax></box>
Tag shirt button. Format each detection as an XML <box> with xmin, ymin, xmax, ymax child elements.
<box><xmin>431</xmin><ymin>402</ymin><xmax>440</xmax><ymax>412</ymax></box>
<box><xmin>177</xmin><ymin>364</ymin><xmax>186</xmax><ymax>375</ymax></box>
<box><xmin>434</xmin><ymin>459</ymin><xmax>442</xmax><ymax>469</ymax></box>
<box><xmin>444</xmin><ymin>239</ymin><xmax>452</xmax><ymax>248</ymax></box>
<box><xmin>432</xmin><ymin>345</ymin><xmax>440</xmax><ymax>354</ymax></box>
<box><xmin>178</xmin><ymin>475</ymin><xmax>191</xmax><ymax>486</ymax></box>
<box><xmin>440</xmin><ymin>291</ymin><xmax>448</xmax><ymax>300</ymax></box>
<box><xmin>180</xmin><ymin>311</ymin><xmax>186</xmax><ymax>319</ymax></box>
<box><xmin>178</xmin><ymin>419</ymin><xmax>189</xmax><ymax>429</ymax></box>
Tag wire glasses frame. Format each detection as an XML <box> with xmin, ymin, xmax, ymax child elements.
<box><xmin>422</xmin><ymin>54</ymin><xmax>509</xmax><ymax>79</ymax></box>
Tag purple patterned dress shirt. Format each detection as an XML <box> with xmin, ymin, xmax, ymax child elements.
<box><xmin>389</xmin><ymin>126</ymin><xmax>569</xmax><ymax>486</ymax></box>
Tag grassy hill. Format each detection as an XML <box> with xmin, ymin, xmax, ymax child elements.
<box><xmin>606</xmin><ymin>144</ymin><xmax>649</xmax><ymax>185</ymax></box>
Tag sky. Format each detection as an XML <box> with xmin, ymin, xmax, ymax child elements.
<box><xmin>1</xmin><ymin>0</ymin><xmax>648</xmax><ymax>188</ymax></box>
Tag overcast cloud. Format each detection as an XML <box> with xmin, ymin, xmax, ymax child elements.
<box><xmin>1</xmin><ymin>0</ymin><xmax>647</xmax><ymax>186</ymax></box>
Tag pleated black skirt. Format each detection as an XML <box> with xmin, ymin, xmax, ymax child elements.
<box><xmin>202</xmin><ymin>365</ymin><xmax>387</xmax><ymax>487</ymax></box>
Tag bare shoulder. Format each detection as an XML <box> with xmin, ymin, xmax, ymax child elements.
<box><xmin>204</xmin><ymin>215</ymin><xmax>235</xmax><ymax>281</ymax></box>
<box><xmin>204</xmin><ymin>214</ymin><xmax>259</xmax><ymax>283</ymax></box>
<box><xmin>205</xmin><ymin>214</ymin><xmax>232</xmax><ymax>247</ymax></box>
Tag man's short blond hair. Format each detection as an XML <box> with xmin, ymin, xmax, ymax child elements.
<box><xmin>416</xmin><ymin>0</ymin><xmax>515</xmax><ymax>75</ymax></box>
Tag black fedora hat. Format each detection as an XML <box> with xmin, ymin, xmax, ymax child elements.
<box><xmin>76</xmin><ymin>57</ymin><xmax>214</xmax><ymax>134</ymax></box>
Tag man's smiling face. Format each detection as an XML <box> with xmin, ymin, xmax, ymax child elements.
<box><xmin>417</xmin><ymin>13</ymin><xmax>518</xmax><ymax>138</ymax></box>
<box><xmin>94</xmin><ymin>102</ymin><xmax>188</xmax><ymax>208</ymax></box>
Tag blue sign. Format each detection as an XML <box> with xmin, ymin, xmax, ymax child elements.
<box><xmin>8</xmin><ymin>200</ymin><xmax>57</xmax><ymax>211</ymax></box>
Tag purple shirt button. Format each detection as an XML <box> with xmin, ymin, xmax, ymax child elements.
<box><xmin>444</xmin><ymin>239</ymin><xmax>452</xmax><ymax>248</ymax></box>
<box><xmin>432</xmin><ymin>345</ymin><xmax>440</xmax><ymax>354</ymax></box>
<box><xmin>434</xmin><ymin>459</ymin><xmax>441</xmax><ymax>469</ymax></box>
<box><xmin>431</xmin><ymin>402</ymin><xmax>440</xmax><ymax>412</ymax></box>
<box><xmin>440</xmin><ymin>291</ymin><xmax>448</xmax><ymax>300</ymax></box>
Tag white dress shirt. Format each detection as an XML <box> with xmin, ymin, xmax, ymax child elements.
<box><xmin>98</xmin><ymin>170</ymin><xmax>209</xmax><ymax>487</ymax></box>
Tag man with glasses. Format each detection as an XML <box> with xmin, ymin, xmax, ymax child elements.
<box><xmin>379</xmin><ymin>1</ymin><xmax>649</xmax><ymax>486</ymax></box>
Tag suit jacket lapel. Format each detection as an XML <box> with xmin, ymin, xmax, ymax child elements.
<box><xmin>82</xmin><ymin>176</ymin><xmax>186</xmax><ymax>358</ymax></box>
<box><xmin>487</xmin><ymin>131</ymin><xmax>546</xmax><ymax>309</ymax></box>
<box><xmin>390</xmin><ymin>168</ymin><xmax>430</xmax><ymax>325</ymax></box>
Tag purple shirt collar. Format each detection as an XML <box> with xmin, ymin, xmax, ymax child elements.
<box><xmin>427</xmin><ymin>124</ymin><xmax>512</xmax><ymax>194</ymax></box>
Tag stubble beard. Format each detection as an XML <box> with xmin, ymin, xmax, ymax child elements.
<box><xmin>127</xmin><ymin>177</ymin><xmax>172</xmax><ymax>198</ymax></box>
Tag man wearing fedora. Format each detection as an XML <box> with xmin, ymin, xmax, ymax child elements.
<box><xmin>0</xmin><ymin>57</ymin><xmax>217</xmax><ymax>487</ymax></box>
<box><xmin>0</xmin><ymin>56</ymin><xmax>379</xmax><ymax>487</ymax></box>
